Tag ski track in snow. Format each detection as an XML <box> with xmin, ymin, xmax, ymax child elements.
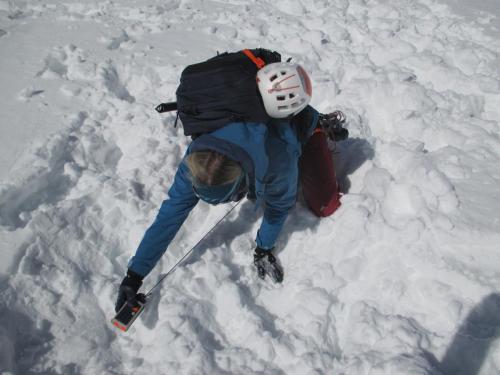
<box><xmin>1</xmin><ymin>0</ymin><xmax>500</xmax><ymax>374</ymax></box>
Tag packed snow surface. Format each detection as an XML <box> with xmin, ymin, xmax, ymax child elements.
<box><xmin>1</xmin><ymin>0</ymin><xmax>500</xmax><ymax>374</ymax></box>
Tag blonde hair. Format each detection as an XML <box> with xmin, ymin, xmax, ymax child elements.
<box><xmin>186</xmin><ymin>150</ymin><xmax>242</xmax><ymax>186</ymax></box>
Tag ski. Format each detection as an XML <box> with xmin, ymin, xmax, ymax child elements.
<box><xmin>111</xmin><ymin>294</ymin><xmax>147</xmax><ymax>332</ymax></box>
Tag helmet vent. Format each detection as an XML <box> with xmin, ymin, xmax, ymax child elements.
<box><xmin>256</xmin><ymin>62</ymin><xmax>312</xmax><ymax>118</ymax></box>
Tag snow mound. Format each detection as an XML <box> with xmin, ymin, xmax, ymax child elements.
<box><xmin>1</xmin><ymin>0</ymin><xmax>500</xmax><ymax>374</ymax></box>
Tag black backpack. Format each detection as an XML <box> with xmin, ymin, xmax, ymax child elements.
<box><xmin>155</xmin><ymin>48</ymin><xmax>281</xmax><ymax>137</ymax></box>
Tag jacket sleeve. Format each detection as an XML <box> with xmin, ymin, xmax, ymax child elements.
<box><xmin>255</xmin><ymin>106</ymin><xmax>320</xmax><ymax>250</ymax></box>
<box><xmin>256</xmin><ymin>173</ymin><xmax>297</xmax><ymax>249</ymax></box>
<box><xmin>128</xmin><ymin>158</ymin><xmax>198</xmax><ymax>277</ymax></box>
<box><xmin>292</xmin><ymin>105</ymin><xmax>320</xmax><ymax>145</ymax></box>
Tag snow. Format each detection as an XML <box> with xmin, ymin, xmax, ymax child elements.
<box><xmin>1</xmin><ymin>0</ymin><xmax>500</xmax><ymax>374</ymax></box>
<box><xmin>440</xmin><ymin>0</ymin><xmax>500</xmax><ymax>38</ymax></box>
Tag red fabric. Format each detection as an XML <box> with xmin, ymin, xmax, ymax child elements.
<box><xmin>299</xmin><ymin>130</ymin><xmax>341</xmax><ymax>217</ymax></box>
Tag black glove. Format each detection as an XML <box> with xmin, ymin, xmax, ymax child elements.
<box><xmin>254</xmin><ymin>247</ymin><xmax>284</xmax><ymax>283</ymax></box>
<box><xmin>318</xmin><ymin>111</ymin><xmax>349</xmax><ymax>142</ymax></box>
<box><xmin>115</xmin><ymin>269</ymin><xmax>144</xmax><ymax>313</ymax></box>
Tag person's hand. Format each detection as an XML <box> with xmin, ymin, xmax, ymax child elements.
<box><xmin>115</xmin><ymin>269</ymin><xmax>144</xmax><ymax>313</ymax></box>
<box><xmin>318</xmin><ymin>111</ymin><xmax>349</xmax><ymax>142</ymax></box>
<box><xmin>254</xmin><ymin>247</ymin><xmax>284</xmax><ymax>283</ymax></box>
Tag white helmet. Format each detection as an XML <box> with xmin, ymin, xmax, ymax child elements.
<box><xmin>256</xmin><ymin>62</ymin><xmax>312</xmax><ymax>118</ymax></box>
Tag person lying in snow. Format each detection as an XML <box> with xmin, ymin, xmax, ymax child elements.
<box><xmin>115</xmin><ymin>59</ymin><xmax>348</xmax><ymax>312</ymax></box>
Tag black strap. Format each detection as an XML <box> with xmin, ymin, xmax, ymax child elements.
<box><xmin>155</xmin><ymin>102</ymin><xmax>178</xmax><ymax>113</ymax></box>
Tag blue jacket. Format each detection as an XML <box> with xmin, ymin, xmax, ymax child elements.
<box><xmin>128</xmin><ymin>106</ymin><xmax>319</xmax><ymax>277</ymax></box>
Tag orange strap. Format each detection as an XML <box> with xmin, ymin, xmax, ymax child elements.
<box><xmin>242</xmin><ymin>49</ymin><xmax>266</xmax><ymax>69</ymax></box>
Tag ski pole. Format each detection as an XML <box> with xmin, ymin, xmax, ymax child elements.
<box><xmin>145</xmin><ymin>200</ymin><xmax>242</xmax><ymax>297</ymax></box>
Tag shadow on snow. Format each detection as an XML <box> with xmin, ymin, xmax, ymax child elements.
<box><xmin>424</xmin><ymin>293</ymin><xmax>500</xmax><ymax>375</ymax></box>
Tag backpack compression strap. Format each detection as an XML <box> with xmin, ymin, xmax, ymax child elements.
<box><xmin>155</xmin><ymin>101</ymin><xmax>178</xmax><ymax>113</ymax></box>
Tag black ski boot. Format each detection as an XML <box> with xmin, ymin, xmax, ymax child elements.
<box><xmin>254</xmin><ymin>247</ymin><xmax>284</xmax><ymax>283</ymax></box>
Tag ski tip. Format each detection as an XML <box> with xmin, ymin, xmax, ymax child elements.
<box><xmin>111</xmin><ymin>300</ymin><xmax>146</xmax><ymax>333</ymax></box>
<box><xmin>111</xmin><ymin>319</ymin><xmax>128</xmax><ymax>332</ymax></box>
